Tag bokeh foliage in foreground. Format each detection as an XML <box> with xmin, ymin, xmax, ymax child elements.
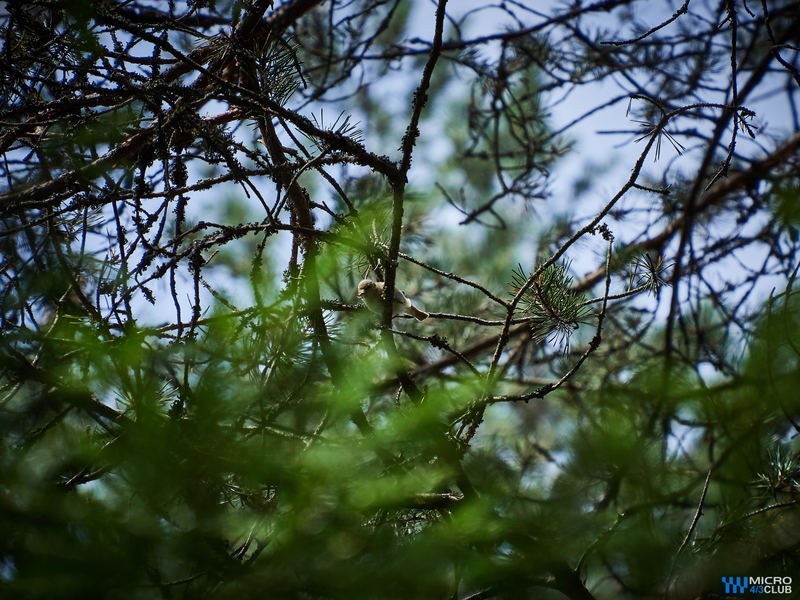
<box><xmin>2</xmin><ymin>284</ymin><xmax>800</xmax><ymax>598</ymax></box>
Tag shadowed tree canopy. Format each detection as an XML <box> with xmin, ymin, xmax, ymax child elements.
<box><xmin>1</xmin><ymin>0</ymin><xmax>800</xmax><ymax>598</ymax></box>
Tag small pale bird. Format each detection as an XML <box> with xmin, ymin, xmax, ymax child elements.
<box><xmin>357</xmin><ymin>279</ymin><xmax>429</xmax><ymax>321</ymax></box>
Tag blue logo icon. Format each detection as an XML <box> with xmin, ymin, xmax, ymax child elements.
<box><xmin>722</xmin><ymin>576</ymin><xmax>749</xmax><ymax>594</ymax></box>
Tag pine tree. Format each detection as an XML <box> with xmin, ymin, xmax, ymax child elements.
<box><xmin>1</xmin><ymin>1</ymin><xmax>799</xmax><ymax>598</ymax></box>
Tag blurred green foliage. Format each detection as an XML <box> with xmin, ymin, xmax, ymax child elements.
<box><xmin>3</xmin><ymin>278</ymin><xmax>800</xmax><ymax>598</ymax></box>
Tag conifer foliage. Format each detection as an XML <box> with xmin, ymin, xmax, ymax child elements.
<box><xmin>1</xmin><ymin>1</ymin><xmax>799</xmax><ymax>598</ymax></box>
